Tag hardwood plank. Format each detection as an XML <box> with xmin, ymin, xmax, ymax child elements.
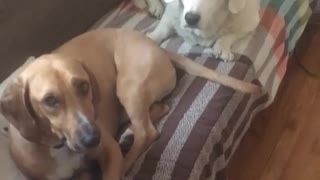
<box><xmin>259</xmin><ymin>29</ymin><xmax>320</xmax><ymax>180</ymax></box>
<box><xmin>228</xmin><ymin>62</ymin><xmax>306</xmax><ymax>180</ymax></box>
<box><xmin>261</xmin><ymin>33</ymin><xmax>320</xmax><ymax>180</ymax></box>
<box><xmin>295</xmin><ymin>33</ymin><xmax>320</xmax><ymax>79</ymax></box>
<box><xmin>259</xmin><ymin>73</ymin><xmax>319</xmax><ymax>180</ymax></box>
<box><xmin>279</xmin><ymin>85</ymin><xmax>320</xmax><ymax>180</ymax></box>
<box><xmin>228</xmin><ymin>20</ymin><xmax>320</xmax><ymax>180</ymax></box>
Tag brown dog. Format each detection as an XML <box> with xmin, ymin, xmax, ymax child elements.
<box><xmin>0</xmin><ymin>28</ymin><xmax>260</xmax><ymax>180</ymax></box>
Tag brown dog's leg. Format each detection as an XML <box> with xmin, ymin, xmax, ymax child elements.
<box><xmin>124</xmin><ymin>110</ymin><xmax>158</xmax><ymax>174</ymax></box>
<box><xmin>149</xmin><ymin>102</ymin><xmax>170</xmax><ymax>123</ymax></box>
<box><xmin>122</xmin><ymin>103</ymin><xmax>170</xmax><ymax>174</ymax></box>
<box><xmin>118</xmin><ymin>91</ymin><xmax>164</xmax><ymax>174</ymax></box>
<box><xmin>119</xmin><ymin>102</ymin><xmax>170</xmax><ymax>158</ymax></box>
<box><xmin>97</xmin><ymin>135</ymin><xmax>123</xmax><ymax>180</ymax></box>
<box><xmin>120</xmin><ymin>102</ymin><xmax>169</xmax><ymax>126</ymax></box>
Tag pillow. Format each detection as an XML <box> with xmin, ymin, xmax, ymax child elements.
<box><xmin>0</xmin><ymin>57</ymin><xmax>34</xmax><ymax>180</ymax></box>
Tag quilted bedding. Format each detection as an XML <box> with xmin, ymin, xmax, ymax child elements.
<box><xmin>0</xmin><ymin>0</ymin><xmax>314</xmax><ymax>179</ymax></box>
<box><xmin>89</xmin><ymin>0</ymin><xmax>312</xmax><ymax>179</ymax></box>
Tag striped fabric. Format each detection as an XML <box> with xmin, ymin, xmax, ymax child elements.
<box><xmin>0</xmin><ymin>0</ymin><xmax>312</xmax><ymax>180</ymax></box>
<box><xmin>88</xmin><ymin>0</ymin><xmax>312</xmax><ymax>179</ymax></box>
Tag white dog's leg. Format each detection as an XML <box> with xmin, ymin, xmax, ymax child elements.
<box><xmin>132</xmin><ymin>0</ymin><xmax>164</xmax><ymax>18</ymax></box>
<box><xmin>146</xmin><ymin>0</ymin><xmax>165</xmax><ymax>18</ymax></box>
<box><xmin>147</xmin><ymin>23</ymin><xmax>174</xmax><ymax>44</ymax></box>
<box><xmin>147</xmin><ymin>9</ymin><xmax>175</xmax><ymax>44</ymax></box>
<box><xmin>211</xmin><ymin>33</ymin><xmax>245</xmax><ymax>62</ymax></box>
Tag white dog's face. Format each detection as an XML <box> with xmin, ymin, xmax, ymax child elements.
<box><xmin>179</xmin><ymin>0</ymin><xmax>226</xmax><ymax>32</ymax></box>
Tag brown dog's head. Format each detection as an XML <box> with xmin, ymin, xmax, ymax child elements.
<box><xmin>0</xmin><ymin>55</ymin><xmax>101</xmax><ymax>152</ymax></box>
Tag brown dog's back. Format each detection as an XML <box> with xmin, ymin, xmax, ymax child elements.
<box><xmin>113</xmin><ymin>29</ymin><xmax>261</xmax><ymax>94</ymax></box>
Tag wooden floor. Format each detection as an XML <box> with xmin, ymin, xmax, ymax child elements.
<box><xmin>228</xmin><ymin>25</ymin><xmax>320</xmax><ymax>179</ymax></box>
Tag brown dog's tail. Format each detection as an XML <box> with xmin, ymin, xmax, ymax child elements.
<box><xmin>168</xmin><ymin>51</ymin><xmax>262</xmax><ymax>94</ymax></box>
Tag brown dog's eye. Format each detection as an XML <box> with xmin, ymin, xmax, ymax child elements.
<box><xmin>43</xmin><ymin>95</ymin><xmax>60</xmax><ymax>108</ymax></box>
<box><xmin>78</xmin><ymin>81</ymin><xmax>89</xmax><ymax>96</ymax></box>
<box><xmin>74</xmin><ymin>80</ymin><xmax>90</xmax><ymax>97</ymax></box>
<box><xmin>72</xmin><ymin>78</ymin><xmax>90</xmax><ymax>97</ymax></box>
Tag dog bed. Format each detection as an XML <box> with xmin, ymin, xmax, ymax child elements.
<box><xmin>0</xmin><ymin>0</ymin><xmax>313</xmax><ymax>179</ymax></box>
<box><xmin>90</xmin><ymin>0</ymin><xmax>312</xmax><ymax>179</ymax></box>
<box><xmin>91</xmin><ymin>0</ymin><xmax>311</xmax><ymax>180</ymax></box>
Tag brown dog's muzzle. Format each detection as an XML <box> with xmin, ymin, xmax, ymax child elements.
<box><xmin>71</xmin><ymin>112</ymin><xmax>101</xmax><ymax>151</ymax></box>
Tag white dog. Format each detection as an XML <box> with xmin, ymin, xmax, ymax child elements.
<box><xmin>146</xmin><ymin>0</ymin><xmax>260</xmax><ymax>62</ymax></box>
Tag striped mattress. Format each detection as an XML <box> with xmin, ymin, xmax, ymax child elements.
<box><xmin>89</xmin><ymin>0</ymin><xmax>312</xmax><ymax>179</ymax></box>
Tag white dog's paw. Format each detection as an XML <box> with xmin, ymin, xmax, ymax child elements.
<box><xmin>146</xmin><ymin>31</ymin><xmax>162</xmax><ymax>44</ymax></box>
<box><xmin>147</xmin><ymin>0</ymin><xmax>165</xmax><ymax>18</ymax></box>
<box><xmin>119</xmin><ymin>128</ymin><xmax>134</xmax><ymax>155</ymax></box>
<box><xmin>210</xmin><ymin>41</ymin><xmax>235</xmax><ymax>62</ymax></box>
<box><xmin>119</xmin><ymin>128</ymin><xmax>133</xmax><ymax>145</ymax></box>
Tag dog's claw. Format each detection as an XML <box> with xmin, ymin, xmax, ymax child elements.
<box><xmin>146</xmin><ymin>32</ymin><xmax>154</xmax><ymax>40</ymax></box>
<box><xmin>211</xmin><ymin>42</ymin><xmax>235</xmax><ymax>62</ymax></box>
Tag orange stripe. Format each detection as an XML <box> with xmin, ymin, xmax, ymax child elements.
<box><xmin>277</xmin><ymin>54</ymin><xmax>289</xmax><ymax>79</ymax></box>
<box><xmin>260</xmin><ymin>7</ymin><xmax>288</xmax><ymax>79</ymax></box>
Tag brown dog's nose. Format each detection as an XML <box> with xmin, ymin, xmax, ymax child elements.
<box><xmin>185</xmin><ymin>12</ymin><xmax>201</xmax><ymax>26</ymax></box>
<box><xmin>76</xmin><ymin>112</ymin><xmax>101</xmax><ymax>149</ymax></box>
<box><xmin>79</xmin><ymin>128</ymin><xmax>100</xmax><ymax>148</ymax></box>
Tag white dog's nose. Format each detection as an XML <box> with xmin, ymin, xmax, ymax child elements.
<box><xmin>185</xmin><ymin>12</ymin><xmax>201</xmax><ymax>26</ymax></box>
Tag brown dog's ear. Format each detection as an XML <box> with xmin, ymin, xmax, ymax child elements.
<box><xmin>228</xmin><ymin>0</ymin><xmax>247</xmax><ymax>14</ymax></box>
<box><xmin>80</xmin><ymin>64</ymin><xmax>100</xmax><ymax>107</ymax></box>
<box><xmin>0</xmin><ymin>78</ymin><xmax>40</xmax><ymax>142</ymax></box>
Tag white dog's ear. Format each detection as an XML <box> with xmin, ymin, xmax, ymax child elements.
<box><xmin>163</xmin><ymin>0</ymin><xmax>174</xmax><ymax>3</ymax></box>
<box><xmin>228</xmin><ymin>0</ymin><xmax>247</xmax><ymax>14</ymax></box>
